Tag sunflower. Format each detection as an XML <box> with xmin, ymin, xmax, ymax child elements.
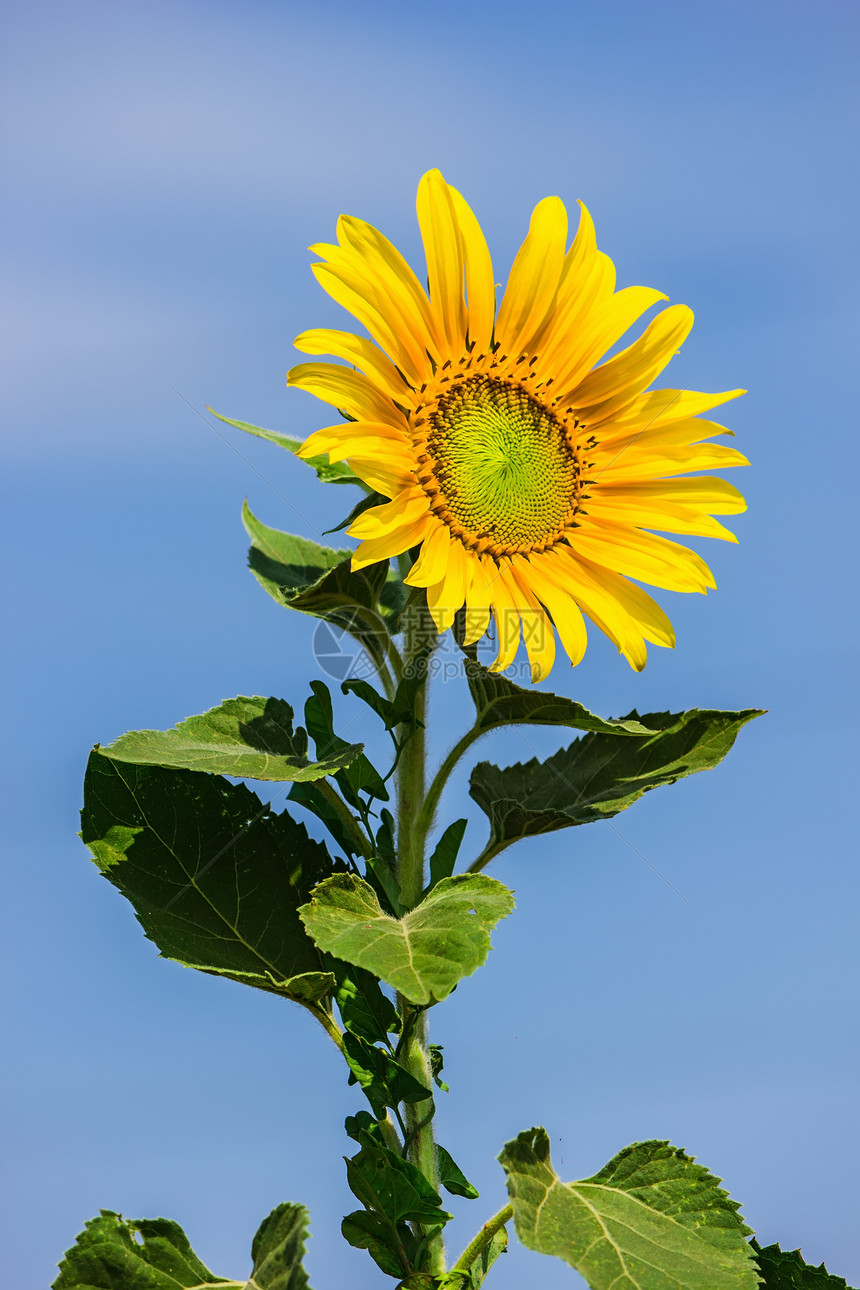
<box><xmin>291</xmin><ymin>170</ymin><xmax>747</xmax><ymax>681</ymax></box>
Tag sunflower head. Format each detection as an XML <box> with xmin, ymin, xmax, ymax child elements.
<box><xmin>291</xmin><ymin>169</ymin><xmax>747</xmax><ymax>682</ymax></box>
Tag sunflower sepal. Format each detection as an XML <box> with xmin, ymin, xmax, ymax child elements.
<box><xmin>209</xmin><ymin>404</ymin><xmax>367</xmax><ymax>485</ymax></box>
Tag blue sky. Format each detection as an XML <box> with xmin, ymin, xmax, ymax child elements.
<box><xmin>2</xmin><ymin>0</ymin><xmax>858</xmax><ymax>1285</ymax></box>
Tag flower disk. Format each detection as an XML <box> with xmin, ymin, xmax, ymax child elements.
<box><xmin>292</xmin><ymin>170</ymin><xmax>748</xmax><ymax>681</ymax></box>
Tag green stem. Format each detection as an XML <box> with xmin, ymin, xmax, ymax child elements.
<box><xmin>314</xmin><ymin>779</ymin><xmax>373</xmax><ymax>859</ymax></box>
<box><xmin>452</xmin><ymin>1204</ymin><xmax>512</xmax><ymax>1276</ymax></box>
<box><xmin>415</xmin><ymin>723</ymin><xmax>486</xmax><ymax>846</ymax></box>
<box><xmin>395</xmin><ymin>596</ymin><xmax>445</xmax><ymax>1275</ymax></box>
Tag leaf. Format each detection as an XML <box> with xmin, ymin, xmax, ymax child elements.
<box><xmin>426</xmin><ymin>820</ymin><xmax>467</xmax><ymax>893</ymax></box>
<box><xmin>100</xmin><ymin>696</ymin><xmax>361</xmax><ymax>783</ymax></box>
<box><xmin>752</xmin><ymin>1240</ymin><xmax>856</xmax><ymax>1289</ymax></box>
<box><xmin>82</xmin><ymin>752</ymin><xmax>338</xmax><ymax>1002</ymax></box>
<box><xmin>287</xmin><ymin>780</ymin><xmax>363</xmax><ymax>858</ymax></box>
<box><xmin>499</xmin><ymin>1129</ymin><xmax>758</xmax><ymax>1290</ymax></box>
<box><xmin>336</xmin><ymin>967</ymin><xmax>400</xmax><ymax>1044</ymax></box>
<box><xmin>428</xmin><ymin>1044</ymin><xmax>449</xmax><ymax>1093</ymax></box>
<box><xmin>408</xmin><ymin>1228</ymin><xmax>508</xmax><ymax>1289</ymax></box>
<box><xmin>305</xmin><ymin>681</ymin><xmax>388</xmax><ymax>803</ymax></box>
<box><xmin>471</xmin><ymin>707</ymin><xmax>764</xmax><ymax>855</ymax></box>
<box><xmin>299</xmin><ymin>874</ymin><xmax>515</xmax><ymax>1005</ymax></box>
<box><xmin>246</xmin><ymin>1204</ymin><xmax>315</xmax><ymax>1290</ymax></box>
<box><xmin>341</xmin><ymin>1210</ymin><xmax>418</xmax><ymax>1279</ymax></box>
<box><xmin>345</xmin><ymin>1143</ymin><xmax>452</xmax><ymax>1228</ymax></box>
<box><xmin>209</xmin><ymin>407</ymin><xmax>362</xmax><ymax>485</ymax></box>
<box><xmin>342</xmin><ymin>1032</ymin><xmax>432</xmax><ymax>1115</ymax></box>
<box><xmin>459</xmin><ymin>642</ymin><xmax>658</xmax><ymax>737</ymax></box>
<box><xmin>324</xmin><ymin>490</ymin><xmax>389</xmax><ymax>534</ymax></box>
<box><xmin>435</xmin><ymin>1144</ymin><xmax>479</xmax><ymax>1199</ymax></box>
<box><xmin>342</xmin><ymin>648</ymin><xmax>430</xmax><ymax>732</ymax></box>
<box><xmin>243</xmin><ymin>503</ymin><xmax>399</xmax><ymax>663</ymax></box>
<box><xmin>53</xmin><ymin>1202</ymin><xmax>314</xmax><ymax>1290</ymax></box>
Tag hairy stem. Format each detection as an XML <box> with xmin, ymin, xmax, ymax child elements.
<box><xmin>416</xmin><ymin>723</ymin><xmax>487</xmax><ymax>845</ymax></box>
<box><xmin>452</xmin><ymin>1204</ymin><xmax>512</xmax><ymax>1276</ymax></box>
<box><xmin>395</xmin><ymin>597</ymin><xmax>445</xmax><ymax>1274</ymax></box>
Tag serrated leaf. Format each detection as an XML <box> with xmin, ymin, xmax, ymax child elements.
<box><xmin>299</xmin><ymin>874</ymin><xmax>515</xmax><ymax>1005</ymax></box>
<box><xmin>471</xmin><ymin>707</ymin><xmax>763</xmax><ymax>856</ymax></box>
<box><xmin>342</xmin><ymin>1210</ymin><xmax>418</xmax><ymax>1279</ymax></box>
<box><xmin>342</xmin><ymin>1031</ymin><xmax>431</xmax><ymax>1115</ymax></box>
<box><xmin>100</xmin><ymin>696</ymin><xmax>361</xmax><ymax>783</ymax></box>
<box><xmin>499</xmin><ymin>1129</ymin><xmax>757</xmax><ymax>1290</ymax></box>
<box><xmin>210</xmin><ymin>407</ymin><xmax>362</xmax><ymax>485</ymax></box>
<box><xmin>53</xmin><ymin>1202</ymin><xmax>314</xmax><ymax>1290</ymax></box>
<box><xmin>753</xmin><ymin>1240</ymin><xmax>856</xmax><ymax>1289</ymax></box>
<box><xmin>82</xmin><ymin>752</ymin><xmax>338</xmax><ymax>1001</ymax></box>
<box><xmin>246</xmin><ymin>1204</ymin><xmax>315</xmax><ymax>1290</ymax></box>
<box><xmin>345</xmin><ymin>1142</ymin><xmax>452</xmax><ymax>1228</ymax></box>
<box><xmin>426</xmin><ymin>820</ymin><xmax>467</xmax><ymax>893</ymax></box>
<box><xmin>243</xmin><ymin>503</ymin><xmax>400</xmax><ymax>662</ymax></box>
<box><xmin>459</xmin><ymin>643</ymin><xmax>658</xmax><ymax>737</ymax></box>
<box><xmin>435</xmin><ymin>1144</ymin><xmax>479</xmax><ymax>1199</ymax></box>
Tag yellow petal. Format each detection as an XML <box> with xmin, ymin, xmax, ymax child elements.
<box><xmin>347</xmin><ymin>458</ymin><xmax>417</xmax><ymax>499</ymax></box>
<box><xmin>544</xmin><ymin>548</ymin><xmax>649</xmax><ymax>670</ymax></box>
<box><xmin>552</xmin><ymin>286</ymin><xmax>668</xmax><ymax>399</ymax></box>
<box><xmin>572</xmin><ymin>304</ymin><xmax>694</xmax><ymax>415</ymax></box>
<box><xmin>532</xmin><ymin>201</ymin><xmax>615</xmax><ymax>361</ymax></box>
<box><xmin>589</xmin><ymin>387</ymin><xmax>746</xmax><ymax>433</ymax></box>
<box><xmin>426</xmin><ymin>539</ymin><xmax>468</xmax><ymax>632</ymax></box>
<box><xmin>293</xmin><ymin>329</ymin><xmax>412</xmax><ymax>405</ymax></box>
<box><xmin>448</xmin><ymin>184</ymin><xmax>495</xmax><ymax>352</ymax></box>
<box><xmin>495</xmin><ymin>196</ymin><xmax>568</xmax><ymax>358</ymax></box>
<box><xmin>336</xmin><ymin>215</ymin><xmax>439</xmax><ymax>363</ymax></box>
<box><xmin>567</xmin><ymin>520</ymin><xmax>715</xmax><ymax>592</ymax></box>
<box><xmin>311</xmin><ymin>261</ymin><xmax>427</xmax><ymax>386</ymax></box>
<box><xmin>524</xmin><ymin>554</ymin><xmax>588</xmax><ymax>667</ymax></box>
<box><xmin>599</xmin><ymin>476</ymin><xmax>747</xmax><ymax>515</ymax></box>
<box><xmin>417</xmin><ymin>170</ymin><xmax>467</xmax><ymax>358</ymax></box>
<box><xmin>582</xmin><ymin>493</ymin><xmax>739</xmax><ymax>541</ymax></box>
<box><xmin>287</xmin><ymin>362</ymin><xmax>407</xmax><ymax>427</ymax></box>
<box><xmin>592</xmin><ymin>416</ymin><xmax>737</xmax><ymax>454</ymax></box>
<box><xmin>351</xmin><ymin>515</ymin><xmax>435</xmax><ymax>571</ymax></box>
<box><xmin>348</xmin><ymin>488</ymin><xmax>430</xmax><ymax>540</ymax></box>
<box><xmin>509</xmin><ymin>557</ymin><xmax>556</xmax><ymax>683</ymax></box>
<box><xmin>462</xmin><ymin>554</ymin><xmax>493</xmax><ymax>646</ymax></box>
<box><xmin>488</xmin><ymin>561</ymin><xmax>522</xmax><ymax>673</ymax></box>
<box><xmin>591</xmin><ymin>441</ymin><xmax>750</xmax><ymax>482</ymax></box>
<box><xmin>404</xmin><ymin>521</ymin><xmax>453</xmax><ymax>588</ymax></box>
<box><xmin>576</xmin><ymin>554</ymin><xmax>675</xmax><ymax>648</ymax></box>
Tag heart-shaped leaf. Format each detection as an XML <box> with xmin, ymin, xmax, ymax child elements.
<box><xmin>298</xmin><ymin>874</ymin><xmax>514</xmax><ymax>1005</ymax></box>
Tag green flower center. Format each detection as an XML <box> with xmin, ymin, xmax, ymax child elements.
<box><xmin>426</xmin><ymin>376</ymin><xmax>581</xmax><ymax>551</ymax></box>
